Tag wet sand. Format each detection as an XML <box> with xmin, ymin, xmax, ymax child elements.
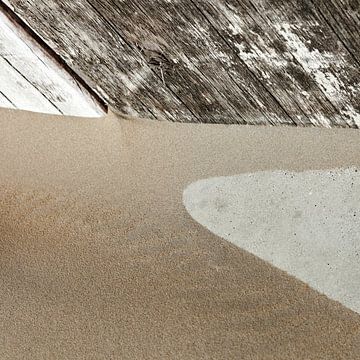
<box><xmin>1</xmin><ymin>108</ymin><xmax>360</xmax><ymax>359</ymax></box>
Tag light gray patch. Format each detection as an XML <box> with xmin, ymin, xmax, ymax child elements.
<box><xmin>183</xmin><ymin>167</ymin><xmax>360</xmax><ymax>314</ymax></box>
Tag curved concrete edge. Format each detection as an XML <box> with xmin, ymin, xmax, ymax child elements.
<box><xmin>183</xmin><ymin>167</ymin><xmax>360</xmax><ymax>314</ymax></box>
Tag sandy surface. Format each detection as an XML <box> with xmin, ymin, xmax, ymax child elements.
<box><xmin>1</xmin><ymin>108</ymin><xmax>360</xmax><ymax>359</ymax></box>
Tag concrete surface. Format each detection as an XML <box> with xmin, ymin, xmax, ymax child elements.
<box><xmin>184</xmin><ymin>168</ymin><xmax>360</xmax><ymax>314</ymax></box>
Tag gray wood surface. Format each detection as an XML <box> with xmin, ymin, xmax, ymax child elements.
<box><xmin>3</xmin><ymin>0</ymin><xmax>360</xmax><ymax>127</ymax></box>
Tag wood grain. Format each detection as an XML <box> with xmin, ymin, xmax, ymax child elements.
<box><xmin>0</xmin><ymin>6</ymin><xmax>104</xmax><ymax>116</ymax></box>
<box><xmin>313</xmin><ymin>0</ymin><xmax>360</xmax><ymax>64</ymax></box>
<box><xmin>195</xmin><ymin>0</ymin><xmax>360</xmax><ymax>127</ymax></box>
<box><xmin>0</xmin><ymin>91</ymin><xmax>15</xmax><ymax>108</ymax></box>
<box><xmin>3</xmin><ymin>0</ymin><xmax>360</xmax><ymax>127</ymax></box>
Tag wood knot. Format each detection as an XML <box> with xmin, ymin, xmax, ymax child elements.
<box><xmin>134</xmin><ymin>44</ymin><xmax>173</xmax><ymax>70</ymax></box>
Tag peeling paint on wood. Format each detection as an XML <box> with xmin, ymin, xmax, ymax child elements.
<box><xmin>4</xmin><ymin>0</ymin><xmax>360</xmax><ymax>127</ymax></box>
<box><xmin>197</xmin><ymin>0</ymin><xmax>360</xmax><ymax>127</ymax></box>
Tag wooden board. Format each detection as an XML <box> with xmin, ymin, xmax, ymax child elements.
<box><xmin>3</xmin><ymin>0</ymin><xmax>360</xmax><ymax>127</ymax></box>
<box><xmin>0</xmin><ymin>5</ymin><xmax>104</xmax><ymax>116</ymax></box>
<box><xmin>0</xmin><ymin>91</ymin><xmax>15</xmax><ymax>108</ymax></box>
<box><xmin>314</xmin><ymin>0</ymin><xmax>360</xmax><ymax>65</ymax></box>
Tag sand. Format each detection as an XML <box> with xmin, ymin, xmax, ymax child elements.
<box><xmin>1</xmin><ymin>108</ymin><xmax>360</xmax><ymax>359</ymax></box>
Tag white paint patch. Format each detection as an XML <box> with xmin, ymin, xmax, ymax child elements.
<box><xmin>212</xmin><ymin>1</ymin><xmax>245</xmax><ymax>36</ymax></box>
<box><xmin>183</xmin><ymin>168</ymin><xmax>360</xmax><ymax>314</ymax></box>
<box><xmin>235</xmin><ymin>40</ymin><xmax>288</xmax><ymax>69</ymax></box>
<box><xmin>117</xmin><ymin>66</ymin><xmax>152</xmax><ymax>94</ymax></box>
<box><xmin>208</xmin><ymin>4</ymin><xmax>360</xmax><ymax>127</ymax></box>
<box><xmin>0</xmin><ymin>10</ymin><xmax>104</xmax><ymax>116</ymax></box>
<box><xmin>275</xmin><ymin>23</ymin><xmax>360</xmax><ymax>127</ymax></box>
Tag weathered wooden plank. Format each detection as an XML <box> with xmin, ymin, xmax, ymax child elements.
<box><xmin>0</xmin><ymin>91</ymin><xmax>15</xmax><ymax>108</ymax></box>
<box><xmin>3</xmin><ymin>0</ymin><xmax>293</xmax><ymax>125</ymax></box>
<box><xmin>4</xmin><ymin>0</ymin><xmax>360</xmax><ymax>127</ymax></box>
<box><xmin>0</xmin><ymin>55</ymin><xmax>60</xmax><ymax>113</ymax></box>
<box><xmin>3</xmin><ymin>0</ymin><xmax>196</xmax><ymax>121</ymax></box>
<box><xmin>271</xmin><ymin>0</ymin><xmax>360</xmax><ymax>127</ymax></box>
<box><xmin>0</xmin><ymin>6</ymin><xmax>104</xmax><ymax>116</ymax></box>
<box><xmin>313</xmin><ymin>0</ymin><xmax>360</xmax><ymax>65</ymax></box>
<box><xmin>192</xmin><ymin>0</ymin><xmax>352</xmax><ymax>127</ymax></box>
<box><xmin>87</xmin><ymin>0</ymin><xmax>293</xmax><ymax>125</ymax></box>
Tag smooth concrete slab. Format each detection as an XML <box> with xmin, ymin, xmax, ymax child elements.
<box><xmin>183</xmin><ymin>168</ymin><xmax>360</xmax><ymax>314</ymax></box>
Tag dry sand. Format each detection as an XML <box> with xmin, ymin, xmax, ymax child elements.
<box><xmin>1</xmin><ymin>108</ymin><xmax>360</xmax><ymax>359</ymax></box>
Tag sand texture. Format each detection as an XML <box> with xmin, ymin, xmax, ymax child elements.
<box><xmin>1</xmin><ymin>108</ymin><xmax>360</xmax><ymax>359</ymax></box>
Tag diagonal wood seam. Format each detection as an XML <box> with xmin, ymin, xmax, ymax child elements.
<box><xmin>4</xmin><ymin>0</ymin><xmax>359</xmax><ymax>127</ymax></box>
<box><xmin>0</xmin><ymin>0</ymin><xmax>108</xmax><ymax>113</ymax></box>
